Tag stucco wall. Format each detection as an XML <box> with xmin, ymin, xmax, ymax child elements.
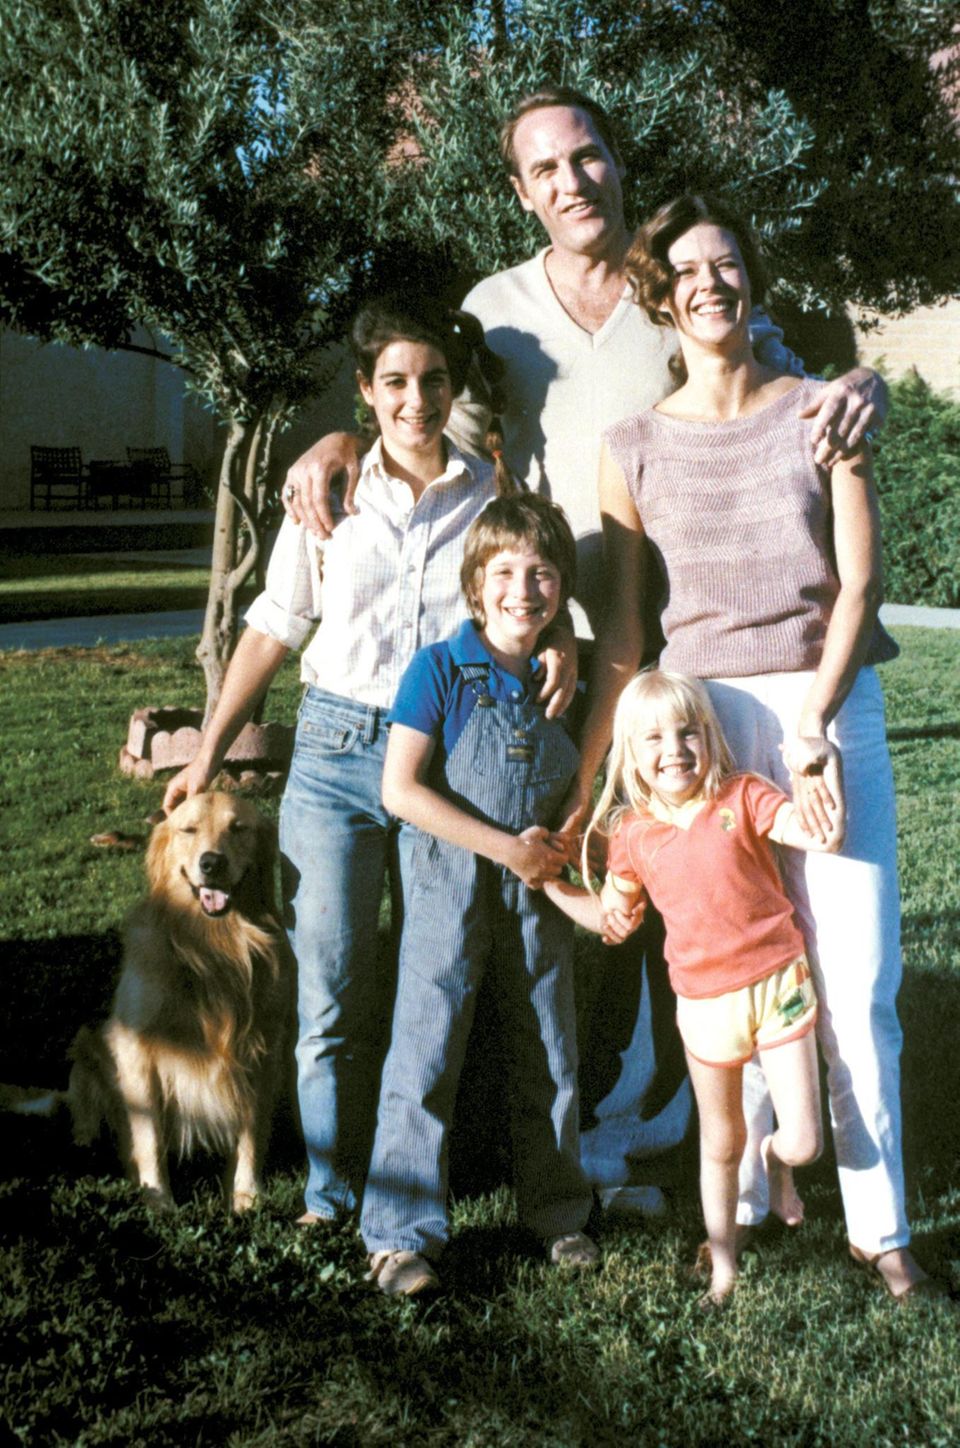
<box><xmin>0</xmin><ymin>328</ymin><xmax>359</xmax><ymax>510</ymax></box>
<box><xmin>0</xmin><ymin>328</ymin><xmax>221</xmax><ymax>510</ymax></box>
<box><xmin>855</xmin><ymin>299</ymin><xmax>960</xmax><ymax>396</ymax></box>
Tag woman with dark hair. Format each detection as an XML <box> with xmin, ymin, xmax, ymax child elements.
<box><xmin>163</xmin><ymin>294</ymin><xmax>570</xmax><ymax>1228</ymax></box>
<box><xmin>569</xmin><ymin>195</ymin><xmax>939</xmax><ymax>1301</ymax></box>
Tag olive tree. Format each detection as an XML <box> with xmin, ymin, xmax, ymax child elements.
<box><xmin>3</xmin><ymin>0</ymin><xmax>957</xmax><ymax>723</ymax></box>
<box><xmin>0</xmin><ymin>0</ymin><xmax>425</xmax><ymax>716</ymax></box>
<box><xmin>386</xmin><ymin>0</ymin><xmax>960</xmax><ymax>315</ymax></box>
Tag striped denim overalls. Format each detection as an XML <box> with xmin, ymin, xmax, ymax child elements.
<box><xmin>361</xmin><ymin>663</ymin><xmax>593</xmax><ymax>1257</ymax></box>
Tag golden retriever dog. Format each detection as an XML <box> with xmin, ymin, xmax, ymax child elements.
<box><xmin>68</xmin><ymin>792</ymin><xmax>292</xmax><ymax>1212</ymax></box>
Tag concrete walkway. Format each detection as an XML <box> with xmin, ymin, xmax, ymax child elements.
<box><xmin>0</xmin><ymin>609</ymin><xmax>205</xmax><ymax>650</ymax></box>
<box><xmin>877</xmin><ymin>603</ymin><xmax>960</xmax><ymax>631</ymax></box>
<box><xmin>0</xmin><ymin>603</ymin><xmax>958</xmax><ymax>653</ymax></box>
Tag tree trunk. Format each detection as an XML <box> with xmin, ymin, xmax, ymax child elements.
<box><xmin>196</xmin><ymin>415</ymin><xmax>266</xmax><ymax>725</ymax></box>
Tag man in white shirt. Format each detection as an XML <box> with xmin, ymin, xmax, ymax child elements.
<box><xmin>283</xmin><ymin>85</ymin><xmax>886</xmax><ymax>1215</ymax></box>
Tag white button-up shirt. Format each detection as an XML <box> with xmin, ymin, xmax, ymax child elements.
<box><xmin>245</xmin><ymin>438</ymin><xmax>497</xmax><ymax>708</ymax></box>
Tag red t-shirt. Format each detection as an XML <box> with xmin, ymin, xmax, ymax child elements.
<box><xmin>607</xmin><ymin>774</ymin><xmax>805</xmax><ymax>999</ymax></box>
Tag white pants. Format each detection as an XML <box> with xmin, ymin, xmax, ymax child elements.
<box><xmin>704</xmin><ymin>668</ymin><xmax>908</xmax><ymax>1252</ymax></box>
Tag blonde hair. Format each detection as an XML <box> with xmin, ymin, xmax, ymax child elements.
<box><xmin>583</xmin><ymin>669</ymin><xmax>736</xmax><ymax>881</ymax></box>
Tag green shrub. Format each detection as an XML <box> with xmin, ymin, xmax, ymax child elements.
<box><xmin>874</xmin><ymin>371</ymin><xmax>960</xmax><ymax>607</ymax></box>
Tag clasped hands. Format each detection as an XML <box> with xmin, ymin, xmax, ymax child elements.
<box><xmin>780</xmin><ymin>735</ymin><xmax>846</xmax><ymax>847</ymax></box>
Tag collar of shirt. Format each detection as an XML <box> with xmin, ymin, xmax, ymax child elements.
<box><xmin>448</xmin><ymin>617</ymin><xmax>543</xmax><ymax>703</ymax></box>
<box><xmin>358</xmin><ymin>434</ymin><xmax>475</xmax><ymax>508</ymax></box>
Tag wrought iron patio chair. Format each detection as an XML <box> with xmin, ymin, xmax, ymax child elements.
<box><xmin>126</xmin><ymin>447</ymin><xmax>201</xmax><ymax>506</ymax></box>
<box><xmin>30</xmin><ymin>446</ymin><xmax>85</xmax><ymax>510</ymax></box>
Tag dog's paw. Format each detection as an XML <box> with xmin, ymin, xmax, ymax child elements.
<box><xmin>231</xmin><ymin>1189</ymin><xmax>260</xmax><ymax>1214</ymax></box>
<box><xmin>141</xmin><ymin>1186</ymin><xmax>175</xmax><ymax>1214</ymax></box>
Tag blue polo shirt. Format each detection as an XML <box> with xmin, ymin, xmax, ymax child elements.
<box><xmin>389</xmin><ymin>618</ymin><xmax>555</xmax><ymax>764</ymax></box>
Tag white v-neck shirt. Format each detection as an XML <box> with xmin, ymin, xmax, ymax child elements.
<box><xmin>450</xmin><ymin>247</ymin><xmax>799</xmax><ymax>638</ymax></box>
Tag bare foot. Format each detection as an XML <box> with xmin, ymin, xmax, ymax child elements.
<box><xmin>699</xmin><ymin>1272</ymin><xmax>737</xmax><ymax>1311</ymax></box>
<box><xmin>691</xmin><ymin>1223</ymin><xmax>759</xmax><ymax>1279</ymax></box>
<box><xmin>761</xmin><ymin>1134</ymin><xmax>804</xmax><ymax>1228</ymax></box>
<box><xmin>849</xmin><ymin>1244</ymin><xmax>940</xmax><ymax>1301</ymax></box>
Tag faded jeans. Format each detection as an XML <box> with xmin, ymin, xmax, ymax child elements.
<box><xmin>279</xmin><ymin>687</ymin><xmax>413</xmax><ymax>1219</ymax></box>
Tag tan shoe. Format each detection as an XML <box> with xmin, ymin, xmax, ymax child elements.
<box><xmin>545</xmin><ymin>1231</ymin><xmax>600</xmax><ymax>1269</ymax></box>
<box><xmin>366</xmin><ymin>1250</ymin><xmax>441</xmax><ymax>1297</ymax></box>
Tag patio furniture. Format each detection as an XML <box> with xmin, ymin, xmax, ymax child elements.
<box><xmin>30</xmin><ymin>446</ymin><xmax>85</xmax><ymax>510</ymax></box>
<box><xmin>126</xmin><ymin>447</ymin><xmax>201</xmax><ymax>506</ymax></box>
<box><xmin>86</xmin><ymin>459</ymin><xmax>153</xmax><ymax>510</ymax></box>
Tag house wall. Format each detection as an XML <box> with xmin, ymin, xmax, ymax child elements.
<box><xmin>855</xmin><ymin>299</ymin><xmax>960</xmax><ymax>396</ymax></box>
<box><xmin>0</xmin><ymin>327</ymin><xmax>221</xmax><ymax>510</ymax></box>
<box><xmin>0</xmin><ymin>328</ymin><xmax>359</xmax><ymax>510</ymax></box>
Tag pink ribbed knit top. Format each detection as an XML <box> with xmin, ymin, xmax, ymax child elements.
<box><xmin>604</xmin><ymin>378</ymin><xmax>898</xmax><ymax>678</ymax></box>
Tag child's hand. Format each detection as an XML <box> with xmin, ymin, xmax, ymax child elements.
<box><xmin>506</xmin><ymin>826</ymin><xmax>567</xmax><ymax>888</ymax></box>
<box><xmin>780</xmin><ymin>735</ymin><xmax>845</xmax><ymax>846</ymax></box>
<box><xmin>599</xmin><ymin>874</ymin><xmax>645</xmax><ymax>943</ymax></box>
<box><xmin>600</xmin><ymin>903</ymin><xmax>644</xmax><ymax>946</ymax></box>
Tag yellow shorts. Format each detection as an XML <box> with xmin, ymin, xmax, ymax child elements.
<box><xmin>676</xmin><ymin>956</ymin><xmax>817</xmax><ymax>1069</ymax></box>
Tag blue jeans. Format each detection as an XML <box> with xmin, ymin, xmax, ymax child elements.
<box><xmin>279</xmin><ymin>687</ymin><xmax>413</xmax><ymax>1218</ymax></box>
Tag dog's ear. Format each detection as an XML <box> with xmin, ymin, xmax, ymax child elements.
<box><xmin>145</xmin><ymin>814</ymin><xmax>173</xmax><ymax>894</ymax></box>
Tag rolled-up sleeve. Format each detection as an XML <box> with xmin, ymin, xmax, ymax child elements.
<box><xmin>749</xmin><ymin>306</ymin><xmax>807</xmax><ymax>378</ymax></box>
<box><xmin>244</xmin><ymin>515</ymin><xmax>323</xmax><ymax>652</ymax></box>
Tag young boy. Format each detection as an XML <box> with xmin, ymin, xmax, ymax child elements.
<box><xmin>360</xmin><ymin>493</ymin><xmax>598</xmax><ymax>1295</ymax></box>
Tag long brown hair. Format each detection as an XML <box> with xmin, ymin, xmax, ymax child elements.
<box><xmin>350</xmin><ymin>294</ymin><xmax>517</xmax><ymax>496</ymax></box>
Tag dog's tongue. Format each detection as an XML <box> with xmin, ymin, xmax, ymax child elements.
<box><xmin>200</xmin><ymin>887</ymin><xmax>229</xmax><ymax>916</ymax></box>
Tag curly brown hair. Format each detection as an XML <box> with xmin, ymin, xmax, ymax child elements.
<box><xmin>626</xmin><ymin>194</ymin><xmax>769</xmax><ymax>328</ymax></box>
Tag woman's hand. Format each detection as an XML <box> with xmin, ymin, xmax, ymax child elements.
<box><xmin>536</xmin><ymin>622</ymin><xmax>578</xmax><ymax>719</ymax></box>
<box><xmin>556</xmin><ymin>774</ymin><xmax>595</xmax><ymax>845</ymax></box>
<box><xmin>162</xmin><ymin>755</ymin><xmax>218</xmax><ymax>814</ymax></box>
<box><xmin>781</xmin><ymin>736</ymin><xmax>846</xmax><ymax>845</ymax></box>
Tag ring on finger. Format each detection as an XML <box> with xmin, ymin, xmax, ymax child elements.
<box><xmin>283</xmin><ymin>482</ymin><xmax>297</xmax><ymax>501</ymax></box>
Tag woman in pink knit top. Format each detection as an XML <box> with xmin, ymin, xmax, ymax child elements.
<box><xmin>570</xmin><ymin>194</ymin><xmax>940</xmax><ymax>1303</ymax></box>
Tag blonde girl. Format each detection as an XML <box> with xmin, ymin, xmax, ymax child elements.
<box><xmin>548</xmin><ymin>669</ymin><xmax>843</xmax><ymax>1305</ymax></box>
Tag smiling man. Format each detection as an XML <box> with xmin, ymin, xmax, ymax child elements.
<box><xmin>282</xmin><ymin>84</ymin><xmax>888</xmax><ymax>1218</ymax></box>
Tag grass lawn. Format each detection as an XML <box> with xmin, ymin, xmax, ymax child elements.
<box><xmin>1</xmin><ymin>629</ymin><xmax>958</xmax><ymax>1446</ymax></box>
<box><xmin>0</xmin><ymin>554</ymin><xmax>256</xmax><ymax>623</ymax></box>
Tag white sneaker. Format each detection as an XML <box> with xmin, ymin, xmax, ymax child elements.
<box><xmin>546</xmin><ymin>1231</ymin><xmax>600</xmax><ymax>1269</ymax></box>
<box><xmin>599</xmin><ymin>1185</ymin><xmax>668</xmax><ymax>1219</ymax></box>
<box><xmin>366</xmin><ymin>1250</ymin><xmax>440</xmax><ymax>1297</ymax></box>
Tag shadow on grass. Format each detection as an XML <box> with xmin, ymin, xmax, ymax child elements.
<box><xmin>0</xmin><ymin>931</ymin><xmax>123</xmax><ymax>1086</ymax></box>
<box><xmin>887</xmin><ymin>721</ymin><xmax>960</xmax><ymax>741</ymax></box>
<box><xmin>899</xmin><ymin>911</ymin><xmax>960</xmax><ymax>1192</ymax></box>
<box><xmin>0</xmin><ymin>929</ymin><xmax>305</xmax><ymax>1191</ymax></box>
<box><xmin>5</xmin><ymin>1197</ymin><xmax>832</xmax><ymax>1448</ymax></box>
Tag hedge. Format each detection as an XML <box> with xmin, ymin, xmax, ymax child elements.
<box><xmin>873</xmin><ymin>370</ymin><xmax>960</xmax><ymax>607</ymax></box>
